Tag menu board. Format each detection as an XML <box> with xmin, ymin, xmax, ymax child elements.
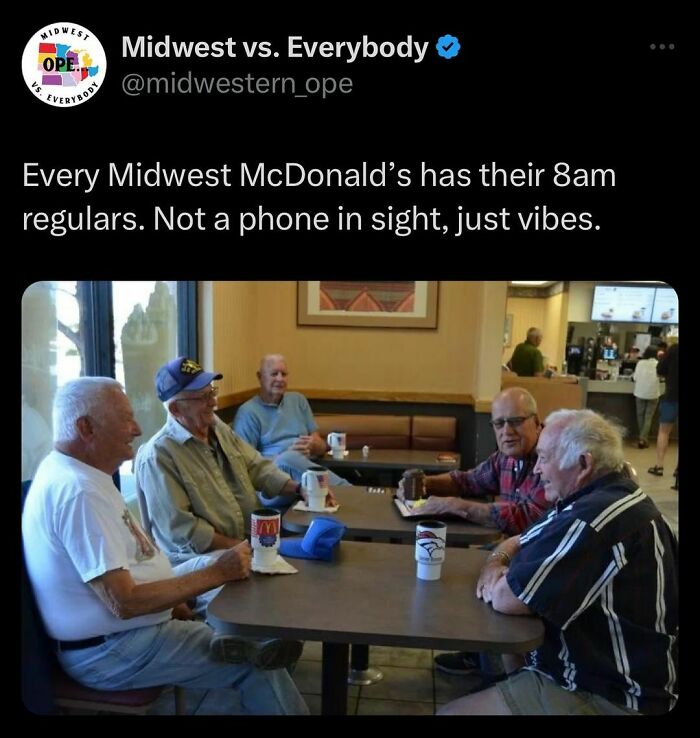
<box><xmin>591</xmin><ymin>285</ymin><xmax>656</xmax><ymax>322</ymax></box>
<box><xmin>650</xmin><ymin>288</ymin><xmax>679</xmax><ymax>324</ymax></box>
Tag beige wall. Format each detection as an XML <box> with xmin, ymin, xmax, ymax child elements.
<box><xmin>203</xmin><ymin>281</ymin><xmax>507</xmax><ymax>400</ymax></box>
<box><xmin>502</xmin><ymin>289</ymin><xmax>568</xmax><ymax>371</ymax></box>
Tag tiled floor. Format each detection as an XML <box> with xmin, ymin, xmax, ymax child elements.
<box><xmin>148</xmin><ymin>440</ymin><xmax>678</xmax><ymax>715</ymax></box>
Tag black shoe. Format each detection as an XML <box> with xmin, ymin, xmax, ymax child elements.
<box><xmin>637</xmin><ymin>440</ymin><xmax>649</xmax><ymax>449</ymax></box>
<box><xmin>210</xmin><ymin>635</ymin><xmax>303</xmax><ymax>670</ymax></box>
<box><xmin>434</xmin><ymin>652</ymin><xmax>480</xmax><ymax>675</ymax></box>
<box><xmin>648</xmin><ymin>466</ymin><xmax>664</xmax><ymax>476</ymax></box>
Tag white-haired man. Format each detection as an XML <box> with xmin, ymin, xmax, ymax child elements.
<box><xmin>22</xmin><ymin>377</ymin><xmax>308</xmax><ymax>713</ymax></box>
<box><xmin>439</xmin><ymin>409</ymin><xmax>678</xmax><ymax>715</ymax></box>
<box><xmin>233</xmin><ymin>354</ymin><xmax>351</xmax><ymax>492</ymax></box>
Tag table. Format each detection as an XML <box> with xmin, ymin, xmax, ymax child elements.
<box><xmin>208</xmin><ymin>542</ymin><xmax>543</xmax><ymax>715</ymax></box>
<box><xmin>283</xmin><ymin>485</ymin><xmax>501</xmax><ymax>684</ymax></box>
<box><xmin>283</xmin><ymin>485</ymin><xmax>501</xmax><ymax>547</ymax></box>
<box><xmin>324</xmin><ymin>448</ymin><xmax>460</xmax><ymax>475</ymax></box>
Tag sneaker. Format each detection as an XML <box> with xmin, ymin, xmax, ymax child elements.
<box><xmin>434</xmin><ymin>651</ymin><xmax>480</xmax><ymax>675</ymax></box>
<box><xmin>648</xmin><ymin>466</ymin><xmax>664</xmax><ymax>476</ymax></box>
<box><xmin>210</xmin><ymin>635</ymin><xmax>303</xmax><ymax>670</ymax></box>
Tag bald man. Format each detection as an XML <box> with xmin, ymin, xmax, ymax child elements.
<box><xmin>233</xmin><ymin>354</ymin><xmax>351</xmax><ymax>495</ymax></box>
<box><xmin>398</xmin><ymin>387</ymin><xmax>552</xmax><ymax>676</ymax></box>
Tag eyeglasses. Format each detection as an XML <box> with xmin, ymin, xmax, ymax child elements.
<box><xmin>489</xmin><ymin>414</ymin><xmax>535</xmax><ymax>430</ymax></box>
<box><xmin>177</xmin><ymin>386</ymin><xmax>219</xmax><ymax>402</ymax></box>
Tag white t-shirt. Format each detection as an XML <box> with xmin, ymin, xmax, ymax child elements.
<box><xmin>633</xmin><ymin>358</ymin><xmax>661</xmax><ymax>400</ymax></box>
<box><xmin>22</xmin><ymin>451</ymin><xmax>172</xmax><ymax>640</ymax></box>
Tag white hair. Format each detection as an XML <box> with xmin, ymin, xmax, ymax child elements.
<box><xmin>544</xmin><ymin>409</ymin><xmax>625</xmax><ymax>474</ymax></box>
<box><xmin>53</xmin><ymin>377</ymin><xmax>123</xmax><ymax>443</ymax></box>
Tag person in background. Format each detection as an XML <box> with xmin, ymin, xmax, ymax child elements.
<box><xmin>22</xmin><ymin>377</ymin><xmax>308</xmax><ymax>713</ymax></box>
<box><xmin>632</xmin><ymin>346</ymin><xmax>661</xmax><ymax>448</ymax></box>
<box><xmin>508</xmin><ymin>328</ymin><xmax>545</xmax><ymax>377</ymax></box>
<box><xmin>135</xmin><ymin>357</ymin><xmax>334</xmax><ymax>566</ymax></box>
<box><xmin>439</xmin><ymin>409</ymin><xmax>678</xmax><ymax>715</ymax></box>
<box><xmin>398</xmin><ymin>386</ymin><xmax>551</xmax><ymax>676</ymax></box>
<box><xmin>649</xmin><ymin>342</ymin><xmax>678</xmax><ymax>484</ymax></box>
<box><xmin>233</xmin><ymin>354</ymin><xmax>351</xmax><ymax>498</ymax></box>
<box><xmin>624</xmin><ymin>346</ymin><xmax>641</xmax><ymax>362</ymax></box>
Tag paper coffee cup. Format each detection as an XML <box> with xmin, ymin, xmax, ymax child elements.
<box><xmin>251</xmin><ymin>508</ymin><xmax>280</xmax><ymax>567</ymax></box>
<box><xmin>307</xmin><ymin>490</ymin><xmax>327</xmax><ymax>512</ymax></box>
<box><xmin>415</xmin><ymin>520</ymin><xmax>447</xmax><ymax>581</ymax></box>
<box><xmin>416</xmin><ymin>562</ymin><xmax>442</xmax><ymax>581</ymax></box>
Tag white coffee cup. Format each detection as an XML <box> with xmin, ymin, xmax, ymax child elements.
<box><xmin>415</xmin><ymin>520</ymin><xmax>447</xmax><ymax>580</ymax></box>
<box><xmin>327</xmin><ymin>431</ymin><xmax>347</xmax><ymax>460</ymax></box>
<box><xmin>251</xmin><ymin>508</ymin><xmax>281</xmax><ymax>567</ymax></box>
<box><xmin>301</xmin><ymin>466</ymin><xmax>329</xmax><ymax>512</ymax></box>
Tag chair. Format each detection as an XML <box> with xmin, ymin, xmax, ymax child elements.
<box><xmin>21</xmin><ymin>480</ymin><xmax>186</xmax><ymax>715</ymax></box>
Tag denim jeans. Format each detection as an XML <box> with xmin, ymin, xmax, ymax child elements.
<box><xmin>57</xmin><ymin>619</ymin><xmax>308</xmax><ymax>715</ymax></box>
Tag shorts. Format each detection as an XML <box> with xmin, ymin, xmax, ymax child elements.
<box><xmin>659</xmin><ymin>400</ymin><xmax>679</xmax><ymax>425</ymax></box>
<box><xmin>495</xmin><ymin>669</ymin><xmax>639</xmax><ymax>715</ymax></box>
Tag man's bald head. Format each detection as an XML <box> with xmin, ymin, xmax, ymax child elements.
<box><xmin>257</xmin><ymin>354</ymin><xmax>289</xmax><ymax>404</ymax></box>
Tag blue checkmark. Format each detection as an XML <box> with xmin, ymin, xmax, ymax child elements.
<box><xmin>436</xmin><ymin>34</ymin><xmax>460</xmax><ymax>59</ymax></box>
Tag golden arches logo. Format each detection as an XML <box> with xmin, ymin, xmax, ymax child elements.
<box><xmin>254</xmin><ymin>518</ymin><xmax>279</xmax><ymax>537</ymax></box>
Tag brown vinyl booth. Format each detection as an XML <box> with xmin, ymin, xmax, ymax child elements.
<box><xmin>314</xmin><ymin>414</ymin><xmax>457</xmax><ymax>452</ymax></box>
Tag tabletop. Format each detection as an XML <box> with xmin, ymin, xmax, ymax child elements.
<box><xmin>282</xmin><ymin>485</ymin><xmax>501</xmax><ymax>547</ymax></box>
<box><xmin>323</xmin><ymin>448</ymin><xmax>460</xmax><ymax>474</ymax></box>
<box><xmin>208</xmin><ymin>541</ymin><xmax>543</xmax><ymax>714</ymax></box>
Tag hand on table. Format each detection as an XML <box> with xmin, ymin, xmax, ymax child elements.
<box><xmin>476</xmin><ymin>560</ymin><xmax>508</xmax><ymax>604</ymax></box>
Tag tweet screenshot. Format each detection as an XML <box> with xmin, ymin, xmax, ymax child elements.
<box><xmin>14</xmin><ymin>16</ymin><xmax>687</xmax><ymax>269</ymax></box>
<box><xmin>17</xmin><ymin>13</ymin><xmax>684</xmax><ymax>720</ymax></box>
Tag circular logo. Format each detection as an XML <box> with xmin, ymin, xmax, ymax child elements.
<box><xmin>21</xmin><ymin>22</ymin><xmax>106</xmax><ymax>107</ymax></box>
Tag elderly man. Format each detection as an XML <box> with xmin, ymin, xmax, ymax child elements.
<box><xmin>508</xmin><ymin>327</ymin><xmax>545</xmax><ymax>377</ymax></box>
<box><xmin>136</xmin><ymin>356</ymin><xmax>335</xmax><ymax>565</ymax></box>
<box><xmin>439</xmin><ymin>409</ymin><xmax>678</xmax><ymax>715</ymax></box>
<box><xmin>400</xmin><ymin>386</ymin><xmax>550</xmax><ymax>676</ymax></box>
<box><xmin>22</xmin><ymin>377</ymin><xmax>308</xmax><ymax>713</ymax></box>
<box><xmin>233</xmin><ymin>354</ymin><xmax>351</xmax><ymax>491</ymax></box>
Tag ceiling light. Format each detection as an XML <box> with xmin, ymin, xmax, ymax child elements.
<box><xmin>510</xmin><ymin>281</ymin><xmax>550</xmax><ymax>286</ymax></box>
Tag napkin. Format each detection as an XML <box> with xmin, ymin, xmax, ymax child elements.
<box><xmin>252</xmin><ymin>554</ymin><xmax>298</xmax><ymax>575</ymax></box>
<box><xmin>292</xmin><ymin>500</ymin><xmax>340</xmax><ymax>514</ymax></box>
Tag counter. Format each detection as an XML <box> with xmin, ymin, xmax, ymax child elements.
<box><xmin>583</xmin><ymin>378</ymin><xmax>637</xmax><ymax>438</ymax></box>
<box><xmin>585</xmin><ymin>378</ymin><xmax>634</xmax><ymax>394</ymax></box>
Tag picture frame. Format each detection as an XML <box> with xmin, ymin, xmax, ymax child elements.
<box><xmin>297</xmin><ymin>281</ymin><xmax>439</xmax><ymax>328</ymax></box>
<box><xmin>504</xmin><ymin>314</ymin><xmax>514</xmax><ymax>347</ymax></box>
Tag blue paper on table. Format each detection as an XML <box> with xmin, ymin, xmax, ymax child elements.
<box><xmin>279</xmin><ymin>517</ymin><xmax>346</xmax><ymax>561</ymax></box>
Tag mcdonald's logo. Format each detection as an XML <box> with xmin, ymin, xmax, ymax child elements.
<box><xmin>253</xmin><ymin>518</ymin><xmax>280</xmax><ymax>537</ymax></box>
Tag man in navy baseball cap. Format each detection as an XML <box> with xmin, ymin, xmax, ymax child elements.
<box><xmin>155</xmin><ymin>356</ymin><xmax>223</xmax><ymax>402</ymax></box>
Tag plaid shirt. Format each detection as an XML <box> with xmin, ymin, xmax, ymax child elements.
<box><xmin>449</xmin><ymin>450</ymin><xmax>549</xmax><ymax>535</ymax></box>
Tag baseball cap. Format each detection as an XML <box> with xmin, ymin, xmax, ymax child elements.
<box><xmin>279</xmin><ymin>517</ymin><xmax>346</xmax><ymax>561</ymax></box>
<box><xmin>156</xmin><ymin>356</ymin><xmax>223</xmax><ymax>401</ymax></box>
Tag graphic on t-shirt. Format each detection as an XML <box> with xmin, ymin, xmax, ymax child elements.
<box><xmin>122</xmin><ymin>509</ymin><xmax>157</xmax><ymax>561</ymax></box>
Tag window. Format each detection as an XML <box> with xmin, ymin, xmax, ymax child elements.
<box><xmin>21</xmin><ymin>281</ymin><xmax>196</xmax><ymax>502</ymax></box>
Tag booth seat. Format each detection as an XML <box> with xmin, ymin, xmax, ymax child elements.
<box><xmin>315</xmin><ymin>414</ymin><xmax>457</xmax><ymax>452</ymax></box>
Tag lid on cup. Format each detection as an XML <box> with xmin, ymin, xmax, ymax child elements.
<box><xmin>279</xmin><ymin>517</ymin><xmax>346</xmax><ymax>561</ymax></box>
<box><xmin>403</xmin><ymin>468</ymin><xmax>425</xmax><ymax>479</ymax></box>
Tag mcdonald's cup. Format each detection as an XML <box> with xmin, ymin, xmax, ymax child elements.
<box><xmin>251</xmin><ymin>508</ymin><xmax>281</xmax><ymax>567</ymax></box>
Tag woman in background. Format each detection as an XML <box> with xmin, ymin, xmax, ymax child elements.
<box><xmin>632</xmin><ymin>346</ymin><xmax>661</xmax><ymax>449</ymax></box>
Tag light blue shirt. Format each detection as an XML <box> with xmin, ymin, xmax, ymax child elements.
<box><xmin>233</xmin><ymin>392</ymin><xmax>318</xmax><ymax>458</ymax></box>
